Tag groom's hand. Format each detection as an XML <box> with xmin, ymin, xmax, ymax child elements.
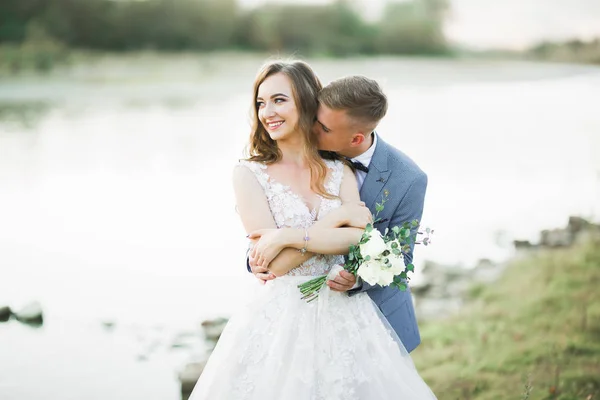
<box><xmin>249</xmin><ymin>254</ymin><xmax>276</xmax><ymax>284</ymax></box>
<box><xmin>326</xmin><ymin>270</ymin><xmax>356</xmax><ymax>292</ymax></box>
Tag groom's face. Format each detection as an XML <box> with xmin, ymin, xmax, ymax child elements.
<box><xmin>314</xmin><ymin>104</ymin><xmax>355</xmax><ymax>155</ymax></box>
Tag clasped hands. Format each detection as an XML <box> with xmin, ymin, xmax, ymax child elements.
<box><xmin>247</xmin><ymin>201</ymin><xmax>372</xmax><ymax>292</ymax></box>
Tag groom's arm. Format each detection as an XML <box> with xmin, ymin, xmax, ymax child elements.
<box><xmin>349</xmin><ymin>172</ymin><xmax>428</xmax><ymax>294</ymax></box>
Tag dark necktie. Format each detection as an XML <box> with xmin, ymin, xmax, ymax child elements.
<box><xmin>349</xmin><ymin>160</ymin><xmax>369</xmax><ymax>173</ymax></box>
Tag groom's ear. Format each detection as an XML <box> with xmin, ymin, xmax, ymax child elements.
<box><xmin>350</xmin><ymin>133</ymin><xmax>366</xmax><ymax>146</ymax></box>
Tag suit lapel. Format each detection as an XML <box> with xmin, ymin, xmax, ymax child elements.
<box><xmin>360</xmin><ymin>134</ymin><xmax>391</xmax><ymax>212</ymax></box>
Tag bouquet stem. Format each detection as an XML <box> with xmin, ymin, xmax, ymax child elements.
<box><xmin>297</xmin><ymin>275</ymin><xmax>327</xmax><ymax>302</ymax></box>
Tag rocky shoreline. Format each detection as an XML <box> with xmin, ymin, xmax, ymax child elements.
<box><xmin>412</xmin><ymin>216</ymin><xmax>600</xmax><ymax>320</ymax></box>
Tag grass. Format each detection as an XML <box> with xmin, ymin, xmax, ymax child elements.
<box><xmin>413</xmin><ymin>239</ymin><xmax>600</xmax><ymax>400</ymax></box>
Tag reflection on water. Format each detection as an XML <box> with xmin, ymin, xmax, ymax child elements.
<box><xmin>0</xmin><ymin>56</ymin><xmax>599</xmax><ymax>400</ymax></box>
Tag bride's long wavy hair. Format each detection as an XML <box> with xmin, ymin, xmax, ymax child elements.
<box><xmin>245</xmin><ymin>60</ymin><xmax>339</xmax><ymax>199</ymax></box>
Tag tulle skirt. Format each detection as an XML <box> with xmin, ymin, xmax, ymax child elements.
<box><xmin>189</xmin><ymin>273</ymin><xmax>437</xmax><ymax>400</ymax></box>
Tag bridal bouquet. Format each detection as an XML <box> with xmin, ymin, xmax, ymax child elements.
<box><xmin>298</xmin><ymin>191</ymin><xmax>432</xmax><ymax>302</ymax></box>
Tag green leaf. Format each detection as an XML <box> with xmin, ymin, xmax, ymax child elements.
<box><xmin>364</xmin><ymin>255</ymin><xmax>371</xmax><ymax>261</ymax></box>
<box><xmin>407</xmin><ymin>263</ymin><xmax>414</xmax><ymax>272</ymax></box>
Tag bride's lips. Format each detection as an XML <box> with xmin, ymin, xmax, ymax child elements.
<box><xmin>266</xmin><ymin>120</ymin><xmax>284</xmax><ymax>130</ymax></box>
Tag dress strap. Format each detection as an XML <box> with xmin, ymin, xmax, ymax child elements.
<box><xmin>324</xmin><ymin>160</ymin><xmax>345</xmax><ymax>197</ymax></box>
<box><xmin>238</xmin><ymin>160</ymin><xmax>269</xmax><ymax>191</ymax></box>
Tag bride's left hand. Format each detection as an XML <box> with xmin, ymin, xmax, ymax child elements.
<box><xmin>248</xmin><ymin>229</ymin><xmax>286</xmax><ymax>269</ymax></box>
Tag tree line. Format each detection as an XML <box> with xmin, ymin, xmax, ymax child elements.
<box><xmin>0</xmin><ymin>0</ymin><xmax>450</xmax><ymax>56</ymax></box>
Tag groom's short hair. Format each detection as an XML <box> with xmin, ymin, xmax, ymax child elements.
<box><xmin>318</xmin><ymin>76</ymin><xmax>388</xmax><ymax>125</ymax></box>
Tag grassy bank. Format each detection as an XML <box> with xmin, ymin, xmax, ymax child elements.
<box><xmin>528</xmin><ymin>39</ymin><xmax>600</xmax><ymax>66</ymax></box>
<box><xmin>414</xmin><ymin>239</ymin><xmax>600</xmax><ymax>400</ymax></box>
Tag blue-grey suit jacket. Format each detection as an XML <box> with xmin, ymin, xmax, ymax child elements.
<box><xmin>348</xmin><ymin>134</ymin><xmax>427</xmax><ymax>353</ymax></box>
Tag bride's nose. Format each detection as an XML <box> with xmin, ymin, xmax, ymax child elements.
<box><xmin>263</xmin><ymin>101</ymin><xmax>277</xmax><ymax>118</ymax></box>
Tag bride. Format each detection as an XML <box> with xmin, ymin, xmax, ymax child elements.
<box><xmin>189</xmin><ymin>60</ymin><xmax>437</xmax><ymax>400</ymax></box>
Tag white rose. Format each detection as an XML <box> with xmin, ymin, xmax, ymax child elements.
<box><xmin>359</xmin><ymin>229</ymin><xmax>387</xmax><ymax>260</ymax></box>
<box><xmin>377</xmin><ymin>267</ymin><xmax>395</xmax><ymax>286</ymax></box>
<box><xmin>388</xmin><ymin>252</ymin><xmax>405</xmax><ymax>275</ymax></box>
<box><xmin>356</xmin><ymin>260</ymin><xmax>380</xmax><ymax>286</ymax></box>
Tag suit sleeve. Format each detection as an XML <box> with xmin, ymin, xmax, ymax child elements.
<box><xmin>348</xmin><ymin>171</ymin><xmax>428</xmax><ymax>294</ymax></box>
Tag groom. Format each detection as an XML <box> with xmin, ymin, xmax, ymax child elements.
<box><xmin>250</xmin><ymin>75</ymin><xmax>427</xmax><ymax>353</ymax></box>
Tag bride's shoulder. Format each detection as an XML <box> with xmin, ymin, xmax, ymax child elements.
<box><xmin>322</xmin><ymin>159</ymin><xmax>346</xmax><ymax>191</ymax></box>
<box><xmin>233</xmin><ymin>159</ymin><xmax>268</xmax><ymax>187</ymax></box>
<box><xmin>236</xmin><ymin>159</ymin><xmax>267</xmax><ymax>172</ymax></box>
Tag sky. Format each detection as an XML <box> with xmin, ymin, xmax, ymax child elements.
<box><xmin>238</xmin><ymin>0</ymin><xmax>600</xmax><ymax>50</ymax></box>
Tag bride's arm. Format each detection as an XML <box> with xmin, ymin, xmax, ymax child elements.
<box><xmin>233</xmin><ymin>164</ymin><xmax>279</xmax><ymax>241</ymax></box>
<box><xmin>255</xmin><ymin>200</ymin><xmax>367</xmax><ymax>276</ymax></box>
<box><xmin>251</xmin><ymin>165</ymin><xmax>369</xmax><ymax>274</ymax></box>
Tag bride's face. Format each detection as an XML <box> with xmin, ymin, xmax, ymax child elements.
<box><xmin>257</xmin><ymin>73</ymin><xmax>299</xmax><ymax>142</ymax></box>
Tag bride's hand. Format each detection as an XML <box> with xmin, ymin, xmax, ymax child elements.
<box><xmin>248</xmin><ymin>228</ymin><xmax>287</xmax><ymax>269</ymax></box>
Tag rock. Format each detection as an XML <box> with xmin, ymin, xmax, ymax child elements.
<box><xmin>513</xmin><ymin>240</ymin><xmax>533</xmax><ymax>249</ymax></box>
<box><xmin>101</xmin><ymin>320</ymin><xmax>116</xmax><ymax>331</ymax></box>
<box><xmin>14</xmin><ymin>301</ymin><xmax>43</xmax><ymax>326</ymax></box>
<box><xmin>179</xmin><ymin>361</ymin><xmax>206</xmax><ymax>400</ymax></box>
<box><xmin>201</xmin><ymin>317</ymin><xmax>228</xmax><ymax>342</ymax></box>
<box><xmin>412</xmin><ymin>261</ymin><xmax>476</xmax><ymax>306</ymax></box>
<box><xmin>473</xmin><ymin>259</ymin><xmax>506</xmax><ymax>284</ymax></box>
<box><xmin>415</xmin><ymin>297</ymin><xmax>463</xmax><ymax>321</ymax></box>
<box><xmin>0</xmin><ymin>306</ymin><xmax>11</xmax><ymax>322</ymax></box>
<box><xmin>567</xmin><ymin>216</ymin><xmax>592</xmax><ymax>235</ymax></box>
<box><xmin>540</xmin><ymin>229</ymin><xmax>572</xmax><ymax>247</ymax></box>
<box><xmin>411</xmin><ymin>282</ymin><xmax>433</xmax><ymax>297</ymax></box>
<box><xmin>170</xmin><ymin>331</ymin><xmax>199</xmax><ymax>349</ymax></box>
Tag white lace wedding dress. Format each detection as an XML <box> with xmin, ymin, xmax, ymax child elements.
<box><xmin>189</xmin><ymin>160</ymin><xmax>437</xmax><ymax>400</ymax></box>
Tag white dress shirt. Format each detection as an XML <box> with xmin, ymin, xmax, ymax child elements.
<box><xmin>350</xmin><ymin>133</ymin><xmax>377</xmax><ymax>189</ymax></box>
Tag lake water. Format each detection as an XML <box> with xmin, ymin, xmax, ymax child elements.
<box><xmin>1</xmin><ymin>54</ymin><xmax>599</xmax><ymax>399</ymax></box>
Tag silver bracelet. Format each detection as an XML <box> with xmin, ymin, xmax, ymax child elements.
<box><xmin>298</xmin><ymin>229</ymin><xmax>310</xmax><ymax>255</ymax></box>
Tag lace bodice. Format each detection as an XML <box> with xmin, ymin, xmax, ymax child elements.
<box><xmin>239</xmin><ymin>159</ymin><xmax>346</xmax><ymax>276</ymax></box>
